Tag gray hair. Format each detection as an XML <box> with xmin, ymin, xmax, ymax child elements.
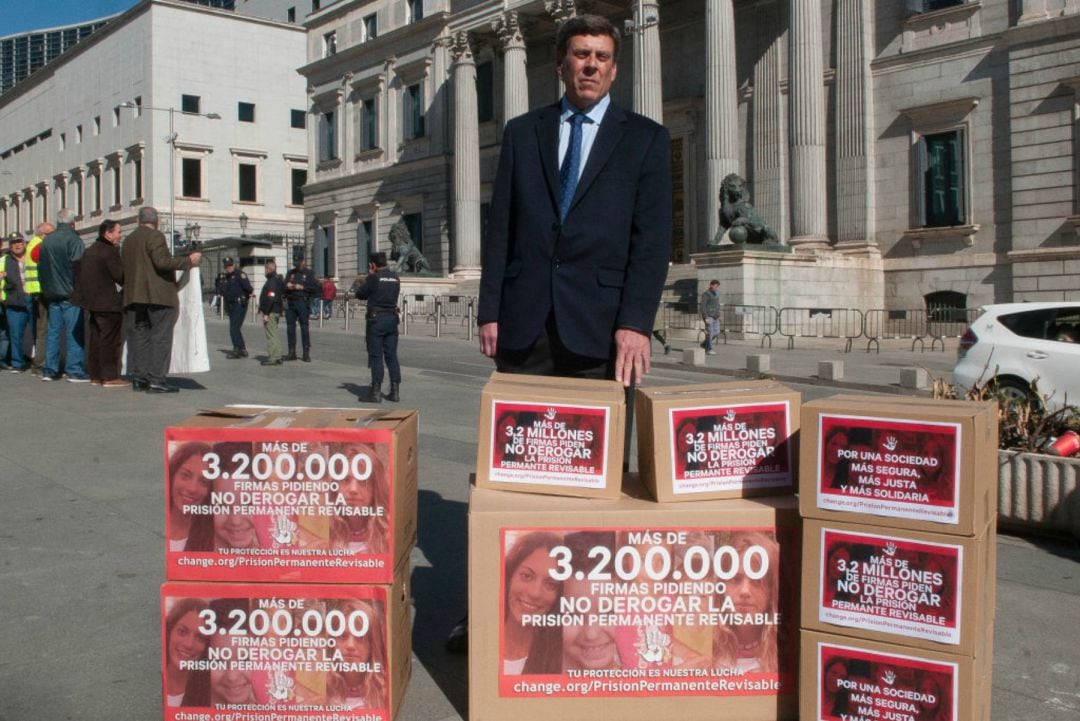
<box><xmin>56</xmin><ymin>208</ymin><xmax>75</xmax><ymax>225</ymax></box>
<box><xmin>138</xmin><ymin>206</ymin><xmax>159</xmax><ymax>225</ymax></box>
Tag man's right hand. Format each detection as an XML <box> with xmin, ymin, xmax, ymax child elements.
<box><xmin>479</xmin><ymin>322</ymin><xmax>498</xmax><ymax>358</ymax></box>
<box><xmin>188</xmin><ymin>251</ymin><xmax>203</xmax><ymax>266</ymax></box>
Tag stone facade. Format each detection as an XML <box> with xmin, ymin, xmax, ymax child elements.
<box><xmin>0</xmin><ymin>0</ymin><xmax>308</xmax><ymax>252</ymax></box>
<box><xmin>300</xmin><ymin>0</ymin><xmax>1080</xmax><ymax>307</ymax></box>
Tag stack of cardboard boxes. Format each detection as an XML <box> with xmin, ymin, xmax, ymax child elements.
<box><xmin>469</xmin><ymin>375</ymin><xmax>803</xmax><ymax>721</ymax></box>
<box><xmin>160</xmin><ymin>406</ymin><xmax>418</xmax><ymax>721</ymax></box>
<box><xmin>798</xmin><ymin>396</ymin><xmax>998</xmax><ymax>721</ymax></box>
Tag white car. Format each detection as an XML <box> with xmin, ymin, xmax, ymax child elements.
<box><xmin>953</xmin><ymin>302</ymin><xmax>1080</xmax><ymax>409</ymax></box>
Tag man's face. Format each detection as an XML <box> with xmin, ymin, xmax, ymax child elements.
<box><xmin>709</xmin><ymin>282</ymin><xmax>719</xmax><ymax>293</ymax></box>
<box><xmin>10</xmin><ymin>240</ymin><xmax>26</xmax><ymax>257</ymax></box>
<box><xmin>105</xmin><ymin>225</ymin><xmax>122</xmax><ymax>245</ymax></box>
<box><xmin>558</xmin><ymin>33</ymin><xmax>617</xmax><ymax>111</ymax></box>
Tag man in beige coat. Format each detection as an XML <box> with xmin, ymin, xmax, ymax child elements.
<box><xmin>121</xmin><ymin>207</ymin><xmax>202</xmax><ymax>393</ymax></box>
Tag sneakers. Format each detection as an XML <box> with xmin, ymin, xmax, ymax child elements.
<box><xmin>40</xmin><ymin>373</ymin><xmax>59</xmax><ymax>382</ymax></box>
<box><xmin>706</xmin><ymin>350</ymin><xmax>717</xmax><ymax>356</ymax></box>
<box><xmin>66</xmin><ymin>375</ymin><xmax>91</xmax><ymax>383</ymax></box>
<box><xmin>101</xmin><ymin>379</ymin><xmax>129</xmax><ymax>388</ymax></box>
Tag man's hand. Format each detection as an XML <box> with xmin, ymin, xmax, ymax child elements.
<box><xmin>479</xmin><ymin>322</ymin><xmax>498</xmax><ymax>358</ymax></box>
<box><xmin>188</xmin><ymin>251</ymin><xmax>203</xmax><ymax>266</ymax></box>
<box><xmin>614</xmin><ymin>328</ymin><xmax>651</xmax><ymax>387</ymax></box>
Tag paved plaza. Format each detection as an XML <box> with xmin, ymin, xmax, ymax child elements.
<box><xmin>0</xmin><ymin>317</ymin><xmax>1076</xmax><ymax>720</ymax></box>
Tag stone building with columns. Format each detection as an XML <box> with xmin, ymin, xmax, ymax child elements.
<box><xmin>299</xmin><ymin>0</ymin><xmax>1080</xmax><ymax>307</ymax></box>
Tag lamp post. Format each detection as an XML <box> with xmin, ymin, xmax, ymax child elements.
<box><xmin>239</xmin><ymin>211</ymin><xmax>249</xmax><ymax>238</ymax></box>
<box><xmin>122</xmin><ymin>101</ymin><xmax>220</xmax><ymax>251</ymax></box>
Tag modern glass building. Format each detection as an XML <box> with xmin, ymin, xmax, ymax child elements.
<box><xmin>0</xmin><ymin>1</ymin><xmax>238</xmax><ymax>96</ymax></box>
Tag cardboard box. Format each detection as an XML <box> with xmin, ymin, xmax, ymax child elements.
<box><xmin>801</xmin><ymin>518</ymin><xmax>996</xmax><ymax>657</ymax></box>
<box><xmin>161</xmin><ymin>574</ymin><xmax>411</xmax><ymax>721</ymax></box>
<box><xmin>164</xmin><ymin>406</ymin><xmax>418</xmax><ymax>584</ymax></box>
<box><xmin>799</xmin><ymin>396</ymin><xmax>998</xmax><ymax>535</ymax></box>
<box><xmin>468</xmin><ymin>478</ymin><xmax>802</xmax><ymax>720</ymax></box>
<box><xmin>475</xmin><ymin>372</ymin><xmax>626</xmax><ymax>499</ymax></box>
<box><xmin>799</xmin><ymin>630</ymin><xmax>991</xmax><ymax>721</ymax></box>
<box><xmin>636</xmin><ymin>381</ymin><xmax>800</xmax><ymax>502</ymax></box>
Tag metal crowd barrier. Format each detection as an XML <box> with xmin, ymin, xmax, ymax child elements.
<box><xmin>863</xmin><ymin>308</ymin><xmax>933</xmax><ymax>353</ymax></box>
<box><xmin>715</xmin><ymin>304</ymin><xmax>779</xmax><ymax>348</ymax></box>
<box><xmin>777</xmin><ymin>307</ymin><xmax>864</xmax><ymax>352</ymax></box>
<box><xmin>927</xmin><ymin>307</ymin><xmax>981</xmax><ymax>349</ymax></box>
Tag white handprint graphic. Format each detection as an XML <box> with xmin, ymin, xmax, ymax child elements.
<box><xmin>636</xmin><ymin>624</ymin><xmax>671</xmax><ymax>665</ymax></box>
<box><xmin>271</xmin><ymin>514</ymin><xmax>298</xmax><ymax>546</ymax></box>
<box><xmin>267</xmin><ymin>670</ymin><xmax>294</xmax><ymax>702</ymax></box>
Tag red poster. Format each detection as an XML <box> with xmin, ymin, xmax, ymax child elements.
<box><xmin>815</xmin><ymin>641</ymin><xmax>958</xmax><ymax>721</ymax></box>
<box><xmin>818</xmin><ymin>529</ymin><xmax>962</xmax><ymax>645</ymax></box>
<box><xmin>668</xmin><ymin>401</ymin><xmax>792</xmax><ymax>494</ymax></box>
<box><xmin>165</xmin><ymin>428</ymin><xmax>395</xmax><ymax>583</ymax></box>
<box><xmin>496</xmin><ymin>526</ymin><xmax>799</xmax><ymax>698</ymax></box>
<box><xmin>162</xmin><ymin>583</ymin><xmax>389</xmax><ymax>721</ymax></box>
<box><xmin>487</xmin><ymin>401</ymin><xmax>609</xmax><ymax>488</ymax></box>
<box><xmin>816</xmin><ymin>414</ymin><xmax>961</xmax><ymax>524</ymax></box>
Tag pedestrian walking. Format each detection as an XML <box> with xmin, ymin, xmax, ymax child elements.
<box><xmin>321</xmin><ymin>277</ymin><xmax>337</xmax><ymax>320</ymax></box>
<box><xmin>221</xmin><ymin>258</ymin><xmax>253</xmax><ymax>359</ymax></box>
<box><xmin>259</xmin><ymin>260</ymin><xmax>285</xmax><ymax>366</ymax></box>
<box><xmin>283</xmin><ymin>247</ymin><xmax>319</xmax><ymax>362</ymax></box>
<box><xmin>355</xmin><ymin>252</ymin><xmax>401</xmax><ymax>403</ymax></box>
<box><xmin>39</xmin><ymin>208</ymin><xmax>89</xmax><ymax>382</ymax></box>
<box><xmin>70</xmin><ymin>220</ymin><xmax>126</xmax><ymax>386</ymax></box>
<box><xmin>700</xmin><ymin>279</ymin><xmax>722</xmax><ymax>354</ymax></box>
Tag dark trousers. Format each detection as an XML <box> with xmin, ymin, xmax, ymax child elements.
<box><xmin>496</xmin><ymin>315</ymin><xmax>635</xmax><ymax>470</ymax></box>
<box><xmin>32</xmin><ymin>297</ymin><xmax>46</xmax><ymax>368</ymax></box>
<box><xmin>226</xmin><ymin>301</ymin><xmax>247</xmax><ymax>350</ymax></box>
<box><xmin>366</xmin><ymin>314</ymin><xmax>401</xmax><ymax>386</ymax></box>
<box><xmin>87</xmin><ymin>310</ymin><xmax>124</xmax><ymax>381</ymax></box>
<box><xmin>285</xmin><ymin>299</ymin><xmax>311</xmax><ymax>353</ymax></box>
<box><xmin>127</xmin><ymin>304</ymin><xmax>178</xmax><ymax>384</ymax></box>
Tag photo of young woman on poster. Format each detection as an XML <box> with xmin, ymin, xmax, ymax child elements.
<box><xmin>326</xmin><ymin>598</ymin><xmax>387</xmax><ymax>710</ymax></box>
<box><xmin>502</xmin><ymin>531</ymin><xmax>564</xmax><ymax>675</ymax></box>
<box><xmin>164</xmin><ymin>598</ymin><xmax>211</xmax><ymax>707</ymax></box>
<box><xmin>821</xmin><ymin>656</ymin><xmax>851</xmax><ymax>717</ymax></box>
<box><xmin>712</xmin><ymin>531</ymin><xmax>780</xmax><ymax>674</ymax></box>
<box><xmin>330</xmin><ymin>443</ymin><xmax>391</xmax><ymax>554</ymax></box>
<box><xmin>212</xmin><ymin>472</ymin><xmax>260</xmax><ymax>551</ymax></box>
<box><xmin>561</xmin><ymin>531</ymin><xmax>622</xmax><ymax>673</ymax></box>
<box><xmin>915</xmin><ymin>670</ymin><xmax>952</xmax><ymax>721</ymax></box>
<box><xmin>168</xmin><ymin>442</ymin><xmax>214</xmax><ymax>552</ymax></box>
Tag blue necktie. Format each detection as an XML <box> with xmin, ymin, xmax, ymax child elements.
<box><xmin>559</xmin><ymin>111</ymin><xmax>588</xmax><ymax>221</ymax></box>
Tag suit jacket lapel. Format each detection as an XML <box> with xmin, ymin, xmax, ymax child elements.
<box><xmin>568</xmin><ymin>102</ymin><xmax>626</xmax><ymax>216</ymax></box>
<box><xmin>535</xmin><ymin>104</ymin><xmax>562</xmax><ymax>214</ymax></box>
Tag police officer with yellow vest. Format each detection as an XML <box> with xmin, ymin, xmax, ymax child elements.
<box><xmin>26</xmin><ymin>222</ymin><xmax>53</xmax><ymax>374</ymax></box>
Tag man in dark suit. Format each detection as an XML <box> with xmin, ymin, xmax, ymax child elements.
<box><xmin>121</xmin><ymin>207</ymin><xmax>202</xmax><ymax>393</ymax></box>
<box><xmin>478</xmin><ymin>14</ymin><xmax>672</xmax><ymax>386</ymax></box>
<box><xmin>71</xmin><ymin>220</ymin><xmax>126</xmax><ymax>386</ymax></box>
<box><xmin>450</xmin><ymin>14</ymin><xmax>672</xmax><ymax>654</ymax></box>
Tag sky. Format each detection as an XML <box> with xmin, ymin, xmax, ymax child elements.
<box><xmin>1</xmin><ymin>0</ymin><xmax>139</xmax><ymax>37</ymax></box>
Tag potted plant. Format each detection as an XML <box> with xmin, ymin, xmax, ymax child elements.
<box><xmin>933</xmin><ymin>378</ymin><xmax>1080</xmax><ymax>538</ymax></box>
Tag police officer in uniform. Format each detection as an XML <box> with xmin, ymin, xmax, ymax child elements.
<box><xmin>283</xmin><ymin>246</ymin><xmax>319</xmax><ymax>362</ymax></box>
<box><xmin>222</xmin><ymin>258</ymin><xmax>253</xmax><ymax>359</ymax></box>
<box><xmin>355</xmin><ymin>252</ymin><xmax>401</xmax><ymax>403</ymax></box>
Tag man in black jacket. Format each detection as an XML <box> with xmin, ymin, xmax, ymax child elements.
<box><xmin>258</xmin><ymin>260</ymin><xmax>286</xmax><ymax>366</ymax></box>
<box><xmin>355</xmin><ymin>252</ymin><xmax>401</xmax><ymax>403</ymax></box>
<box><xmin>71</xmin><ymin>220</ymin><xmax>125</xmax><ymax>386</ymax></box>
<box><xmin>39</xmin><ymin>208</ymin><xmax>89</xmax><ymax>382</ymax></box>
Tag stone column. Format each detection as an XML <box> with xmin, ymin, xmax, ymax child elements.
<box><xmin>788</xmin><ymin>0</ymin><xmax>829</xmax><ymax>248</ymax></box>
<box><xmin>632</xmin><ymin>0</ymin><xmax>663</xmax><ymax>123</ymax></box>
<box><xmin>1018</xmin><ymin>0</ymin><xmax>1050</xmax><ymax>23</ymax></box>
<box><xmin>494</xmin><ymin>12</ymin><xmax>528</xmax><ymax>124</ymax></box>
<box><xmin>430</xmin><ymin>35</ymin><xmax>451</xmax><ymax>154</ymax></box>
<box><xmin>752</xmin><ymin>25</ymin><xmax>787</xmax><ymax>244</ymax></box>
<box><xmin>705</xmin><ymin>0</ymin><xmax>739</xmax><ymax>245</ymax></box>
<box><xmin>382</xmin><ymin>58</ymin><xmax>397</xmax><ymax>156</ymax></box>
<box><xmin>341</xmin><ymin>74</ymin><xmax>354</xmax><ymax>173</ymax></box>
<box><xmin>546</xmin><ymin>0</ymin><xmax>578</xmax><ymax>99</ymax></box>
<box><xmin>835</xmin><ymin>0</ymin><xmax>875</xmax><ymax>248</ymax></box>
<box><xmin>451</xmin><ymin>31</ymin><xmax>482</xmax><ymax>276</ymax></box>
